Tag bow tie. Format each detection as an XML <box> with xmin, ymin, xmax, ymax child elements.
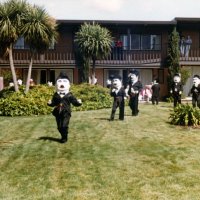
<box><xmin>59</xmin><ymin>92</ymin><xmax>66</xmax><ymax>95</ymax></box>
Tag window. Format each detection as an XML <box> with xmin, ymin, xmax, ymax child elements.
<box><xmin>108</xmin><ymin>70</ymin><xmax>121</xmax><ymax>78</ymax></box>
<box><xmin>14</xmin><ymin>36</ymin><xmax>30</xmax><ymax>49</ymax></box>
<box><xmin>120</xmin><ymin>35</ymin><xmax>128</xmax><ymax>50</ymax></box>
<box><xmin>117</xmin><ymin>34</ymin><xmax>161</xmax><ymax>51</ymax></box>
<box><xmin>141</xmin><ymin>35</ymin><xmax>161</xmax><ymax>50</ymax></box>
<box><xmin>130</xmin><ymin>34</ymin><xmax>140</xmax><ymax>50</ymax></box>
<box><xmin>14</xmin><ymin>37</ymin><xmax>25</xmax><ymax>49</ymax></box>
<box><xmin>141</xmin><ymin>35</ymin><xmax>151</xmax><ymax>50</ymax></box>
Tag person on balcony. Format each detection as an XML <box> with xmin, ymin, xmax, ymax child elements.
<box><xmin>126</xmin><ymin>69</ymin><xmax>143</xmax><ymax>116</ymax></box>
<box><xmin>115</xmin><ymin>39</ymin><xmax>123</xmax><ymax>60</ymax></box>
<box><xmin>184</xmin><ymin>35</ymin><xmax>192</xmax><ymax>58</ymax></box>
<box><xmin>179</xmin><ymin>36</ymin><xmax>185</xmax><ymax>57</ymax></box>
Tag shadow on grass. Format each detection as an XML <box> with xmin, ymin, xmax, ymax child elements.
<box><xmin>95</xmin><ymin>117</ymin><xmax>110</xmax><ymax>121</ymax></box>
<box><xmin>38</xmin><ymin>136</ymin><xmax>61</xmax><ymax>143</ymax></box>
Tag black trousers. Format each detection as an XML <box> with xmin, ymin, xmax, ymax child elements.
<box><xmin>173</xmin><ymin>94</ymin><xmax>181</xmax><ymax>107</ymax></box>
<box><xmin>129</xmin><ymin>95</ymin><xmax>139</xmax><ymax>116</ymax></box>
<box><xmin>55</xmin><ymin>115</ymin><xmax>70</xmax><ymax>140</ymax></box>
<box><xmin>110</xmin><ymin>99</ymin><xmax>124</xmax><ymax>120</ymax></box>
<box><xmin>192</xmin><ymin>96</ymin><xmax>200</xmax><ymax>108</ymax></box>
<box><xmin>152</xmin><ymin>95</ymin><xmax>159</xmax><ymax>105</ymax></box>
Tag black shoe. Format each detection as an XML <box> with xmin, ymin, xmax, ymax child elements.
<box><xmin>60</xmin><ymin>138</ymin><xmax>67</xmax><ymax>143</ymax></box>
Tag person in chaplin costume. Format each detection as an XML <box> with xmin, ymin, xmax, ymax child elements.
<box><xmin>151</xmin><ymin>78</ymin><xmax>160</xmax><ymax>105</ymax></box>
<box><xmin>48</xmin><ymin>72</ymin><xmax>82</xmax><ymax>143</ymax></box>
<box><xmin>109</xmin><ymin>75</ymin><xmax>126</xmax><ymax>121</ymax></box>
<box><xmin>126</xmin><ymin>69</ymin><xmax>143</xmax><ymax>116</ymax></box>
<box><xmin>189</xmin><ymin>74</ymin><xmax>200</xmax><ymax>108</ymax></box>
<box><xmin>170</xmin><ymin>73</ymin><xmax>183</xmax><ymax>107</ymax></box>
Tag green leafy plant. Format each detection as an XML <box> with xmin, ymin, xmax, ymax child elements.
<box><xmin>169</xmin><ymin>104</ymin><xmax>200</xmax><ymax>126</ymax></box>
<box><xmin>180</xmin><ymin>67</ymin><xmax>191</xmax><ymax>85</ymax></box>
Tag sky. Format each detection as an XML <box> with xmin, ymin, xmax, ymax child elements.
<box><xmin>1</xmin><ymin>0</ymin><xmax>200</xmax><ymax>21</ymax></box>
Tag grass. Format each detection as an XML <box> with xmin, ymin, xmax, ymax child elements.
<box><xmin>1</xmin><ymin>102</ymin><xmax>200</xmax><ymax>200</ymax></box>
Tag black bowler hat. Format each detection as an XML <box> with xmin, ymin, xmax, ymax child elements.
<box><xmin>174</xmin><ymin>73</ymin><xmax>181</xmax><ymax>77</ymax></box>
<box><xmin>109</xmin><ymin>74</ymin><xmax>115</xmax><ymax>80</ymax></box>
<box><xmin>113</xmin><ymin>74</ymin><xmax>122</xmax><ymax>80</ymax></box>
<box><xmin>129</xmin><ymin>69</ymin><xmax>139</xmax><ymax>76</ymax></box>
<box><xmin>193</xmin><ymin>74</ymin><xmax>200</xmax><ymax>79</ymax></box>
<box><xmin>56</xmin><ymin>71</ymin><xmax>70</xmax><ymax>81</ymax></box>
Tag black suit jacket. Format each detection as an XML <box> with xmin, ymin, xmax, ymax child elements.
<box><xmin>171</xmin><ymin>82</ymin><xmax>183</xmax><ymax>95</ymax></box>
<box><xmin>128</xmin><ymin>81</ymin><xmax>143</xmax><ymax>97</ymax></box>
<box><xmin>48</xmin><ymin>92</ymin><xmax>81</xmax><ymax>117</ymax></box>
<box><xmin>190</xmin><ymin>84</ymin><xmax>200</xmax><ymax>100</ymax></box>
<box><xmin>110</xmin><ymin>87</ymin><xmax>126</xmax><ymax>102</ymax></box>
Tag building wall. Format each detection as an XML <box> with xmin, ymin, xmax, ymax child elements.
<box><xmin>95</xmin><ymin>69</ymin><xmax>104</xmax><ymax>86</ymax></box>
<box><xmin>56</xmin><ymin>26</ymin><xmax>75</xmax><ymax>52</ymax></box>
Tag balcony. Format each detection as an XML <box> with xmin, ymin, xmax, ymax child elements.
<box><xmin>0</xmin><ymin>48</ymin><xmax>200</xmax><ymax>68</ymax></box>
<box><xmin>180</xmin><ymin>49</ymin><xmax>200</xmax><ymax>65</ymax></box>
<box><xmin>0</xmin><ymin>50</ymin><xmax>162</xmax><ymax>66</ymax></box>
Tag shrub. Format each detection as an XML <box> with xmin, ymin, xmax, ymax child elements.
<box><xmin>0</xmin><ymin>84</ymin><xmax>112</xmax><ymax>116</ymax></box>
<box><xmin>71</xmin><ymin>83</ymin><xmax>112</xmax><ymax>111</ymax></box>
<box><xmin>169</xmin><ymin>104</ymin><xmax>200</xmax><ymax>126</ymax></box>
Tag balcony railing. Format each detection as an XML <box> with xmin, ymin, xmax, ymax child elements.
<box><xmin>0</xmin><ymin>50</ymin><xmax>161</xmax><ymax>65</ymax></box>
<box><xmin>0</xmin><ymin>49</ymin><xmax>200</xmax><ymax>66</ymax></box>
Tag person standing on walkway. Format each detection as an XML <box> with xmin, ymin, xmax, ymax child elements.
<box><xmin>151</xmin><ymin>78</ymin><xmax>160</xmax><ymax>105</ymax></box>
<box><xmin>170</xmin><ymin>73</ymin><xmax>183</xmax><ymax>107</ymax></box>
<box><xmin>109</xmin><ymin>75</ymin><xmax>126</xmax><ymax>121</ymax></box>
<box><xmin>127</xmin><ymin>69</ymin><xmax>143</xmax><ymax>116</ymax></box>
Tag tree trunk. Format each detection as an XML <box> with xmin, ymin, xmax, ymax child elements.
<box><xmin>8</xmin><ymin>44</ymin><xmax>19</xmax><ymax>92</ymax></box>
<box><xmin>91</xmin><ymin>58</ymin><xmax>96</xmax><ymax>84</ymax></box>
<box><xmin>82</xmin><ymin>58</ymin><xmax>90</xmax><ymax>83</ymax></box>
<box><xmin>25</xmin><ymin>55</ymin><xmax>33</xmax><ymax>94</ymax></box>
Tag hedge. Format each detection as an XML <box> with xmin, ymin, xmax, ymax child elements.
<box><xmin>0</xmin><ymin>83</ymin><xmax>113</xmax><ymax>116</ymax></box>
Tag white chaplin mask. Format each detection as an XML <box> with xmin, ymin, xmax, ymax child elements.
<box><xmin>173</xmin><ymin>75</ymin><xmax>181</xmax><ymax>83</ymax></box>
<box><xmin>112</xmin><ymin>78</ymin><xmax>122</xmax><ymax>89</ymax></box>
<box><xmin>56</xmin><ymin>78</ymin><xmax>70</xmax><ymax>94</ymax></box>
<box><xmin>130</xmin><ymin>74</ymin><xmax>138</xmax><ymax>84</ymax></box>
<box><xmin>193</xmin><ymin>77</ymin><xmax>200</xmax><ymax>87</ymax></box>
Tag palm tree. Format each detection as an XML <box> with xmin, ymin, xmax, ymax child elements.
<box><xmin>20</xmin><ymin>5</ymin><xmax>58</xmax><ymax>93</ymax></box>
<box><xmin>0</xmin><ymin>0</ymin><xmax>28</xmax><ymax>92</ymax></box>
<box><xmin>75</xmin><ymin>22</ymin><xmax>112</xmax><ymax>84</ymax></box>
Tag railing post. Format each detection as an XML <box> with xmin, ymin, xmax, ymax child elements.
<box><xmin>40</xmin><ymin>54</ymin><xmax>45</xmax><ymax>62</ymax></box>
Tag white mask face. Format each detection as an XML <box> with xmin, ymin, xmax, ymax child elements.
<box><xmin>130</xmin><ymin>74</ymin><xmax>138</xmax><ymax>83</ymax></box>
<box><xmin>174</xmin><ymin>76</ymin><xmax>180</xmax><ymax>83</ymax></box>
<box><xmin>193</xmin><ymin>77</ymin><xmax>200</xmax><ymax>87</ymax></box>
<box><xmin>112</xmin><ymin>78</ymin><xmax>122</xmax><ymax>89</ymax></box>
<box><xmin>56</xmin><ymin>78</ymin><xmax>70</xmax><ymax>93</ymax></box>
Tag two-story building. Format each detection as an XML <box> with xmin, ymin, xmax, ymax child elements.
<box><xmin>0</xmin><ymin>17</ymin><xmax>200</xmax><ymax>98</ymax></box>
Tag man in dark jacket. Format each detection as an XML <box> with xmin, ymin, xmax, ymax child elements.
<box><xmin>127</xmin><ymin>69</ymin><xmax>143</xmax><ymax>116</ymax></box>
<box><xmin>48</xmin><ymin>72</ymin><xmax>82</xmax><ymax>143</ymax></box>
<box><xmin>189</xmin><ymin>74</ymin><xmax>200</xmax><ymax>108</ymax></box>
<box><xmin>110</xmin><ymin>75</ymin><xmax>126</xmax><ymax>121</ymax></box>
<box><xmin>151</xmin><ymin>78</ymin><xmax>160</xmax><ymax>105</ymax></box>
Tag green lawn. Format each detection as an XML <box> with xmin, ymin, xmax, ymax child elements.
<box><xmin>1</xmin><ymin>102</ymin><xmax>200</xmax><ymax>200</ymax></box>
